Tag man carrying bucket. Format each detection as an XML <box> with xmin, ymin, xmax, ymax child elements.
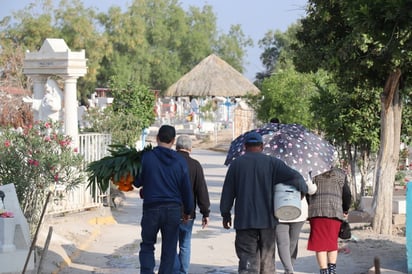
<box><xmin>220</xmin><ymin>131</ymin><xmax>308</xmax><ymax>274</ymax></box>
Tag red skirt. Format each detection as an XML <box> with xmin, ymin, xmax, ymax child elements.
<box><xmin>307</xmin><ymin>217</ymin><xmax>341</xmax><ymax>251</ymax></box>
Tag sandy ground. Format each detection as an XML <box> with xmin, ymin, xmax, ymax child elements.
<box><xmin>33</xmin><ymin>129</ymin><xmax>408</xmax><ymax>274</ymax></box>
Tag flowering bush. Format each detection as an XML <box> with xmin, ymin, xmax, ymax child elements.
<box><xmin>0</xmin><ymin>210</ymin><xmax>14</xmax><ymax>218</ymax></box>
<box><xmin>0</xmin><ymin>120</ymin><xmax>84</xmax><ymax>229</ymax></box>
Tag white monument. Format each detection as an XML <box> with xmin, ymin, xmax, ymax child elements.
<box><xmin>23</xmin><ymin>38</ymin><xmax>87</xmax><ymax>148</ymax></box>
<box><xmin>23</xmin><ymin>78</ymin><xmax>64</xmax><ymax>122</ymax></box>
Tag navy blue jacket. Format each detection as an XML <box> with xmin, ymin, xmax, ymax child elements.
<box><xmin>135</xmin><ymin>146</ymin><xmax>194</xmax><ymax>215</ymax></box>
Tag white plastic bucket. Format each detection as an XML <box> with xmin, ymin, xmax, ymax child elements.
<box><xmin>274</xmin><ymin>183</ymin><xmax>301</xmax><ymax>220</ymax></box>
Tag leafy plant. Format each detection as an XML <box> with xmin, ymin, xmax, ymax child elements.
<box><xmin>86</xmin><ymin>144</ymin><xmax>152</xmax><ymax>195</ymax></box>
<box><xmin>83</xmin><ymin>78</ymin><xmax>156</xmax><ymax>147</ymax></box>
<box><xmin>0</xmin><ymin>120</ymin><xmax>84</xmax><ymax>230</ymax></box>
<box><xmin>395</xmin><ymin>171</ymin><xmax>406</xmax><ymax>183</ymax></box>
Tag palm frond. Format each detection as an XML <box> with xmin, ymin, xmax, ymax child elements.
<box><xmin>86</xmin><ymin>144</ymin><xmax>152</xmax><ymax>194</ymax></box>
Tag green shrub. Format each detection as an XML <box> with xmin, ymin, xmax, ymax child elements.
<box><xmin>0</xmin><ymin>120</ymin><xmax>84</xmax><ymax>233</ymax></box>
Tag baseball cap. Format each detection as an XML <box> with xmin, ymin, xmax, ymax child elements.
<box><xmin>245</xmin><ymin>132</ymin><xmax>263</xmax><ymax>144</ymax></box>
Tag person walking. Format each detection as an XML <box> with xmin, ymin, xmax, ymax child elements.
<box><xmin>220</xmin><ymin>131</ymin><xmax>308</xmax><ymax>274</ymax></box>
<box><xmin>174</xmin><ymin>135</ymin><xmax>211</xmax><ymax>274</ymax></box>
<box><xmin>307</xmin><ymin>167</ymin><xmax>352</xmax><ymax>274</ymax></box>
<box><xmin>276</xmin><ymin>176</ymin><xmax>317</xmax><ymax>274</ymax></box>
<box><xmin>134</xmin><ymin>125</ymin><xmax>194</xmax><ymax>274</ymax></box>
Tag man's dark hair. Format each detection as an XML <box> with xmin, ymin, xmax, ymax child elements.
<box><xmin>270</xmin><ymin>117</ymin><xmax>280</xmax><ymax>123</ymax></box>
<box><xmin>157</xmin><ymin>125</ymin><xmax>176</xmax><ymax>143</ymax></box>
<box><xmin>244</xmin><ymin>142</ymin><xmax>262</xmax><ymax>148</ymax></box>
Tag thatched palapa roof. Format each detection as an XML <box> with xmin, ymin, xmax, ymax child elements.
<box><xmin>164</xmin><ymin>54</ymin><xmax>260</xmax><ymax>97</ymax></box>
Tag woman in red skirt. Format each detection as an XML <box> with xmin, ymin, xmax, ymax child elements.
<box><xmin>307</xmin><ymin>167</ymin><xmax>352</xmax><ymax>274</ymax></box>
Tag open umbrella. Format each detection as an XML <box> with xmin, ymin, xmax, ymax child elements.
<box><xmin>224</xmin><ymin>123</ymin><xmax>335</xmax><ymax>178</ymax></box>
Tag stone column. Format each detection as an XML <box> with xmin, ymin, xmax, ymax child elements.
<box><xmin>30</xmin><ymin>75</ymin><xmax>48</xmax><ymax>121</ymax></box>
<box><xmin>63</xmin><ymin>76</ymin><xmax>79</xmax><ymax>149</ymax></box>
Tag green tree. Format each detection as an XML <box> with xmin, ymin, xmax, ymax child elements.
<box><xmin>254</xmin><ymin>21</ymin><xmax>382</xmax><ymax>207</ymax></box>
<box><xmin>2</xmin><ymin>0</ymin><xmax>250</xmax><ymax>98</ymax></box>
<box><xmin>178</xmin><ymin>5</ymin><xmax>217</xmax><ymax>70</ymax></box>
<box><xmin>54</xmin><ymin>0</ymin><xmax>107</xmax><ymax>97</ymax></box>
<box><xmin>214</xmin><ymin>24</ymin><xmax>253</xmax><ymax>73</ymax></box>
<box><xmin>0</xmin><ymin>0</ymin><xmax>57</xmax><ymax>88</ymax></box>
<box><xmin>256</xmin><ymin>67</ymin><xmax>316</xmax><ymax>127</ymax></box>
<box><xmin>255</xmin><ymin>24</ymin><xmax>300</xmax><ymax>87</ymax></box>
<box><xmin>85</xmin><ymin>77</ymin><xmax>156</xmax><ymax>147</ymax></box>
<box><xmin>140</xmin><ymin>0</ymin><xmax>188</xmax><ymax>90</ymax></box>
<box><xmin>248</xmin><ymin>24</ymin><xmax>315</xmax><ymax>127</ymax></box>
<box><xmin>294</xmin><ymin>0</ymin><xmax>412</xmax><ymax>234</ymax></box>
<box><xmin>310</xmin><ymin>71</ymin><xmax>381</xmax><ymax>201</ymax></box>
<box><xmin>400</xmin><ymin>86</ymin><xmax>412</xmax><ymax>145</ymax></box>
<box><xmin>96</xmin><ymin>0</ymin><xmax>188</xmax><ymax>90</ymax></box>
<box><xmin>1</xmin><ymin>0</ymin><xmax>251</xmax><ymax>152</ymax></box>
<box><xmin>96</xmin><ymin>1</ymin><xmax>250</xmax><ymax>92</ymax></box>
<box><xmin>0</xmin><ymin>0</ymin><xmax>104</xmax><ymax>99</ymax></box>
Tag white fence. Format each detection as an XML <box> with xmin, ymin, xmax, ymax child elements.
<box><xmin>46</xmin><ymin>133</ymin><xmax>112</xmax><ymax>214</ymax></box>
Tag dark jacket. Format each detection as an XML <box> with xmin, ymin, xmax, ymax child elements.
<box><xmin>308</xmin><ymin>167</ymin><xmax>352</xmax><ymax>221</ymax></box>
<box><xmin>135</xmin><ymin>146</ymin><xmax>194</xmax><ymax>215</ymax></box>
<box><xmin>177</xmin><ymin>150</ymin><xmax>210</xmax><ymax>219</ymax></box>
<box><xmin>220</xmin><ymin>152</ymin><xmax>308</xmax><ymax>230</ymax></box>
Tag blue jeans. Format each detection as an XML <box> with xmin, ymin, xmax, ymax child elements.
<box><xmin>174</xmin><ymin>219</ymin><xmax>194</xmax><ymax>273</ymax></box>
<box><xmin>139</xmin><ymin>203</ymin><xmax>182</xmax><ymax>274</ymax></box>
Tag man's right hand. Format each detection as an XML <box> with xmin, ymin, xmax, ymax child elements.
<box><xmin>222</xmin><ymin>216</ymin><xmax>231</xmax><ymax>229</ymax></box>
<box><xmin>182</xmin><ymin>214</ymin><xmax>191</xmax><ymax>224</ymax></box>
<box><xmin>201</xmin><ymin>216</ymin><xmax>209</xmax><ymax>229</ymax></box>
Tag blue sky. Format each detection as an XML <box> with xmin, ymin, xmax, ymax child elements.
<box><xmin>0</xmin><ymin>0</ymin><xmax>307</xmax><ymax>81</ymax></box>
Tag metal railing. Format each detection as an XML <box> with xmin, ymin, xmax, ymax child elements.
<box><xmin>46</xmin><ymin>133</ymin><xmax>112</xmax><ymax>214</ymax></box>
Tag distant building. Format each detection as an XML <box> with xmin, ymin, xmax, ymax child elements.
<box><xmin>93</xmin><ymin>88</ymin><xmax>113</xmax><ymax>109</ymax></box>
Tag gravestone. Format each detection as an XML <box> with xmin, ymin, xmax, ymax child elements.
<box><xmin>0</xmin><ymin>184</ymin><xmax>34</xmax><ymax>273</ymax></box>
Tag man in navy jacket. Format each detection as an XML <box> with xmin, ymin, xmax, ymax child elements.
<box><xmin>135</xmin><ymin>125</ymin><xmax>193</xmax><ymax>274</ymax></box>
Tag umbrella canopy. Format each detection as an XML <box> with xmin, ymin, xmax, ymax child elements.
<box><xmin>164</xmin><ymin>54</ymin><xmax>260</xmax><ymax>97</ymax></box>
<box><xmin>224</xmin><ymin>123</ymin><xmax>335</xmax><ymax>178</ymax></box>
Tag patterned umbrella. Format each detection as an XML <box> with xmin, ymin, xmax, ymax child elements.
<box><xmin>224</xmin><ymin>123</ymin><xmax>335</xmax><ymax>178</ymax></box>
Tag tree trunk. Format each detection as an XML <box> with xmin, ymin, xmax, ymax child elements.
<box><xmin>372</xmin><ymin>69</ymin><xmax>402</xmax><ymax>235</ymax></box>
